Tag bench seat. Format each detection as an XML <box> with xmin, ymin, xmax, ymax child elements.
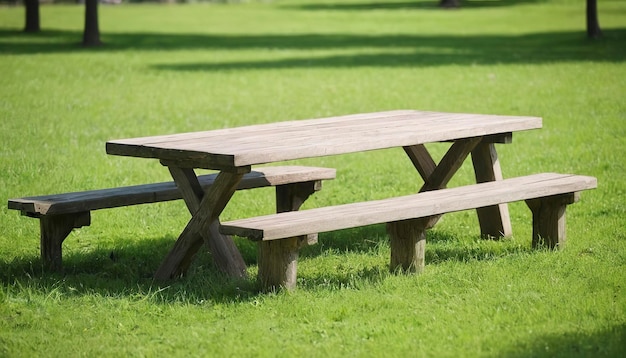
<box><xmin>221</xmin><ymin>173</ymin><xmax>596</xmax><ymax>290</ymax></box>
<box><xmin>9</xmin><ymin>166</ymin><xmax>336</xmax><ymax>216</ymax></box>
<box><xmin>8</xmin><ymin>166</ymin><xmax>336</xmax><ymax>270</ymax></box>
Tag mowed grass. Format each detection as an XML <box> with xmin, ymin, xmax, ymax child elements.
<box><xmin>1</xmin><ymin>0</ymin><xmax>625</xmax><ymax>356</ymax></box>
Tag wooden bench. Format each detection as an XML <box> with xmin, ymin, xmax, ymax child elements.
<box><xmin>8</xmin><ymin>166</ymin><xmax>336</xmax><ymax>270</ymax></box>
<box><xmin>221</xmin><ymin>173</ymin><xmax>597</xmax><ymax>290</ymax></box>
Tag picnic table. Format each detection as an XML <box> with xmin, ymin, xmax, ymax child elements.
<box><xmin>106</xmin><ymin>110</ymin><xmax>596</xmax><ymax>290</ymax></box>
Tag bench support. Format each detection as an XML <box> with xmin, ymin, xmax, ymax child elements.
<box><xmin>154</xmin><ymin>169</ymin><xmax>246</xmax><ymax>280</ymax></box>
<box><xmin>257</xmin><ymin>181</ymin><xmax>322</xmax><ymax>290</ymax></box>
<box><xmin>257</xmin><ymin>237</ymin><xmax>302</xmax><ymax>291</ymax></box>
<box><xmin>526</xmin><ymin>193</ymin><xmax>579</xmax><ymax>249</ymax></box>
<box><xmin>387</xmin><ymin>218</ymin><xmax>427</xmax><ymax>273</ymax></box>
<box><xmin>276</xmin><ymin>181</ymin><xmax>321</xmax><ymax>247</ymax></box>
<box><xmin>222</xmin><ymin>173</ymin><xmax>596</xmax><ymax>291</ymax></box>
<box><xmin>40</xmin><ymin>212</ymin><xmax>91</xmax><ymax>270</ymax></box>
<box><xmin>10</xmin><ymin>166</ymin><xmax>335</xmax><ymax>273</ymax></box>
<box><xmin>404</xmin><ymin>136</ymin><xmax>513</xmax><ymax>238</ymax></box>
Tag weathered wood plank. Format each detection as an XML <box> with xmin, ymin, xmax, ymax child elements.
<box><xmin>8</xmin><ymin>166</ymin><xmax>336</xmax><ymax>216</ymax></box>
<box><xmin>107</xmin><ymin>110</ymin><xmax>542</xmax><ymax>170</ymax></box>
<box><xmin>105</xmin><ymin>110</ymin><xmax>417</xmax><ymax>146</ymax></box>
<box><xmin>226</xmin><ymin>173</ymin><xmax>595</xmax><ymax>291</ymax></box>
<box><xmin>221</xmin><ymin>174</ymin><xmax>597</xmax><ymax>241</ymax></box>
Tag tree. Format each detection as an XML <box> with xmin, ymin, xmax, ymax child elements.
<box><xmin>439</xmin><ymin>0</ymin><xmax>460</xmax><ymax>8</ymax></box>
<box><xmin>586</xmin><ymin>0</ymin><xmax>602</xmax><ymax>38</ymax></box>
<box><xmin>82</xmin><ymin>0</ymin><xmax>102</xmax><ymax>46</ymax></box>
<box><xmin>24</xmin><ymin>0</ymin><xmax>40</xmax><ymax>33</ymax></box>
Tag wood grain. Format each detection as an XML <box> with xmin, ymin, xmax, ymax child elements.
<box><xmin>471</xmin><ymin>142</ymin><xmax>513</xmax><ymax>238</ymax></box>
<box><xmin>221</xmin><ymin>174</ymin><xmax>597</xmax><ymax>241</ymax></box>
<box><xmin>107</xmin><ymin>110</ymin><xmax>542</xmax><ymax>170</ymax></box>
<box><xmin>8</xmin><ymin>166</ymin><xmax>336</xmax><ymax>216</ymax></box>
<box><xmin>154</xmin><ymin>171</ymin><xmax>245</xmax><ymax>280</ymax></box>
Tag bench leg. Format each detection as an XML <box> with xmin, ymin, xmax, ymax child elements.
<box><xmin>387</xmin><ymin>218</ymin><xmax>428</xmax><ymax>273</ymax></box>
<box><xmin>526</xmin><ymin>193</ymin><xmax>579</xmax><ymax>249</ymax></box>
<box><xmin>276</xmin><ymin>181</ymin><xmax>322</xmax><ymax>247</ymax></box>
<box><xmin>40</xmin><ymin>212</ymin><xmax>91</xmax><ymax>271</ymax></box>
<box><xmin>471</xmin><ymin>142</ymin><xmax>513</xmax><ymax>238</ymax></box>
<box><xmin>257</xmin><ymin>237</ymin><xmax>301</xmax><ymax>291</ymax></box>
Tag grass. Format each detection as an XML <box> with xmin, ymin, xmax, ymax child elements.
<box><xmin>1</xmin><ymin>0</ymin><xmax>625</xmax><ymax>356</ymax></box>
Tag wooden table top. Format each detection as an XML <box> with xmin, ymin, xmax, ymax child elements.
<box><xmin>106</xmin><ymin>110</ymin><xmax>542</xmax><ymax>170</ymax></box>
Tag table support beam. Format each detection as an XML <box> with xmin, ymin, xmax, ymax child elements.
<box><xmin>390</xmin><ymin>137</ymin><xmax>482</xmax><ymax>272</ymax></box>
<box><xmin>403</xmin><ymin>144</ymin><xmax>436</xmax><ymax>181</ymax></box>
<box><xmin>471</xmin><ymin>142</ymin><xmax>513</xmax><ymax>238</ymax></box>
<box><xmin>406</xmin><ymin>137</ymin><xmax>482</xmax><ymax>192</ymax></box>
<box><xmin>154</xmin><ymin>169</ymin><xmax>247</xmax><ymax>280</ymax></box>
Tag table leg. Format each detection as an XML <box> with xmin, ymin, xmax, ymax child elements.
<box><xmin>471</xmin><ymin>142</ymin><xmax>513</xmax><ymax>238</ymax></box>
<box><xmin>390</xmin><ymin>137</ymin><xmax>482</xmax><ymax>272</ymax></box>
<box><xmin>405</xmin><ymin>137</ymin><xmax>482</xmax><ymax>193</ymax></box>
<box><xmin>154</xmin><ymin>168</ymin><xmax>246</xmax><ymax>280</ymax></box>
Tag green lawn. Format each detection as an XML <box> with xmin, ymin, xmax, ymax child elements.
<box><xmin>1</xmin><ymin>0</ymin><xmax>625</xmax><ymax>356</ymax></box>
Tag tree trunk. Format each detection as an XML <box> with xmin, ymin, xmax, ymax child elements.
<box><xmin>24</xmin><ymin>0</ymin><xmax>40</xmax><ymax>33</ymax></box>
<box><xmin>586</xmin><ymin>0</ymin><xmax>602</xmax><ymax>38</ymax></box>
<box><xmin>439</xmin><ymin>0</ymin><xmax>460</xmax><ymax>8</ymax></box>
<box><xmin>82</xmin><ymin>0</ymin><xmax>102</xmax><ymax>47</ymax></box>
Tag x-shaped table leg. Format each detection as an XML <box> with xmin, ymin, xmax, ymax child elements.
<box><xmin>387</xmin><ymin>136</ymin><xmax>512</xmax><ymax>272</ymax></box>
<box><xmin>406</xmin><ymin>137</ymin><xmax>484</xmax><ymax>223</ymax></box>
<box><xmin>153</xmin><ymin>165</ymin><xmax>248</xmax><ymax>280</ymax></box>
<box><xmin>403</xmin><ymin>136</ymin><xmax>512</xmax><ymax>235</ymax></box>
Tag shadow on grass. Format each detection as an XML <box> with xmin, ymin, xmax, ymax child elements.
<box><xmin>1</xmin><ymin>29</ymin><xmax>624</xmax><ymax>69</ymax></box>
<box><xmin>0</xmin><ymin>225</ymin><xmax>530</xmax><ymax>304</ymax></box>
<box><xmin>301</xmin><ymin>224</ymin><xmax>389</xmax><ymax>257</ymax></box>
<box><xmin>501</xmin><ymin>324</ymin><xmax>626</xmax><ymax>357</ymax></box>
<box><xmin>287</xmin><ymin>0</ymin><xmax>545</xmax><ymax>11</ymax></box>
<box><xmin>0</xmin><ymin>236</ymin><xmax>263</xmax><ymax>304</ymax></box>
<box><xmin>298</xmin><ymin>224</ymin><xmax>533</xmax><ymax>289</ymax></box>
<box><xmin>0</xmin><ymin>226</ymin><xmax>531</xmax><ymax>301</ymax></box>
